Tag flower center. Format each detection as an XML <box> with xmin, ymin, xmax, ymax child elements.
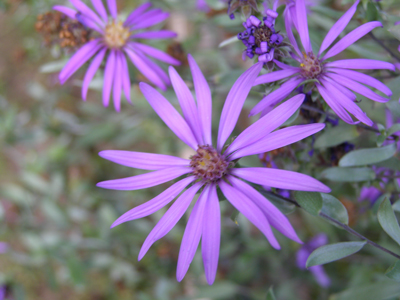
<box><xmin>190</xmin><ymin>145</ymin><xmax>230</xmax><ymax>182</ymax></box>
<box><xmin>104</xmin><ymin>21</ymin><xmax>130</xmax><ymax>49</ymax></box>
<box><xmin>300</xmin><ymin>52</ymin><xmax>323</xmax><ymax>79</ymax></box>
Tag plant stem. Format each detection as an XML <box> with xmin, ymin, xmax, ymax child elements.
<box><xmin>269</xmin><ymin>191</ymin><xmax>400</xmax><ymax>260</ymax></box>
<box><xmin>369</xmin><ymin>32</ymin><xmax>400</xmax><ymax>63</ymax></box>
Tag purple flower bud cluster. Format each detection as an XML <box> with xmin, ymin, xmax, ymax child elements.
<box><xmin>238</xmin><ymin>13</ymin><xmax>283</xmax><ymax>62</ymax></box>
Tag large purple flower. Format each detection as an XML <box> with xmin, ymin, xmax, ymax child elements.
<box><xmin>97</xmin><ymin>55</ymin><xmax>330</xmax><ymax>284</ymax></box>
<box><xmin>54</xmin><ymin>0</ymin><xmax>180</xmax><ymax>111</ymax></box>
<box><xmin>252</xmin><ymin>0</ymin><xmax>395</xmax><ymax>125</ymax></box>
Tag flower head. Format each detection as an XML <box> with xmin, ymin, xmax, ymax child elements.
<box><xmin>54</xmin><ymin>0</ymin><xmax>180</xmax><ymax>111</ymax></box>
<box><xmin>252</xmin><ymin>0</ymin><xmax>395</xmax><ymax>125</ymax></box>
<box><xmin>97</xmin><ymin>55</ymin><xmax>330</xmax><ymax>284</ymax></box>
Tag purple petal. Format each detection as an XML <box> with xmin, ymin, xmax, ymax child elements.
<box><xmin>274</xmin><ymin>60</ymin><xmax>299</xmax><ymax>70</ymax></box>
<box><xmin>284</xmin><ymin>7</ymin><xmax>302</xmax><ymax>58</ymax></box>
<box><xmin>318</xmin><ymin>0</ymin><xmax>359</xmax><ymax>56</ymax></box>
<box><xmin>139</xmin><ymin>83</ymin><xmax>199</xmax><ymax>149</ymax></box>
<box><xmin>124</xmin><ymin>47</ymin><xmax>166</xmax><ymax>90</ymax></box>
<box><xmin>130</xmin><ymin>8</ymin><xmax>163</xmax><ymax>25</ymax></box>
<box><xmin>131</xmin><ymin>30</ymin><xmax>177</xmax><ymax>39</ymax></box>
<box><xmin>53</xmin><ymin>5</ymin><xmax>77</xmax><ymax>19</ymax></box>
<box><xmin>232</xmin><ymin>168</ymin><xmax>331</xmax><ymax>193</ymax></box>
<box><xmin>176</xmin><ymin>184</ymin><xmax>211</xmax><ymax>281</ymax></box>
<box><xmin>91</xmin><ymin>0</ymin><xmax>108</xmax><ymax>22</ymax></box>
<box><xmin>316</xmin><ymin>83</ymin><xmax>357</xmax><ymax>125</ymax></box>
<box><xmin>296</xmin><ymin>0</ymin><xmax>311</xmax><ymax>53</ymax></box>
<box><xmin>138</xmin><ymin>182</ymin><xmax>203</xmax><ymax>260</ymax></box>
<box><xmin>169</xmin><ymin>67</ymin><xmax>203</xmax><ymax>145</ymax></box>
<box><xmin>230</xmin><ymin>123</ymin><xmax>325</xmax><ymax>160</ymax></box>
<box><xmin>326</xmin><ymin>59</ymin><xmax>395</xmax><ymax>71</ymax></box>
<box><xmin>75</xmin><ymin>12</ymin><xmax>104</xmax><ymax>32</ymax></box>
<box><xmin>102</xmin><ymin>50</ymin><xmax>116</xmax><ymax>107</ymax></box>
<box><xmin>82</xmin><ymin>48</ymin><xmax>107</xmax><ymax>100</ymax></box>
<box><xmin>330</xmin><ymin>79</ymin><xmax>356</xmax><ymax>100</ymax></box>
<box><xmin>131</xmin><ymin>43</ymin><xmax>180</xmax><ymax>65</ymax></box>
<box><xmin>59</xmin><ymin>39</ymin><xmax>102</xmax><ymax>84</ymax></box>
<box><xmin>96</xmin><ymin>166</ymin><xmax>191</xmax><ymax>190</ymax></box>
<box><xmin>323</xmin><ymin>21</ymin><xmax>382</xmax><ymax>60</ymax></box>
<box><xmin>70</xmin><ymin>0</ymin><xmax>104</xmax><ymax>28</ymax></box>
<box><xmin>188</xmin><ymin>54</ymin><xmax>213</xmax><ymax>146</ymax></box>
<box><xmin>219</xmin><ymin>180</ymin><xmax>280</xmax><ymax>249</ymax></box>
<box><xmin>99</xmin><ymin>150</ymin><xmax>189</xmax><ymax>170</ymax></box>
<box><xmin>131</xmin><ymin>12</ymin><xmax>170</xmax><ymax>30</ymax></box>
<box><xmin>113</xmin><ymin>52</ymin><xmax>122</xmax><ymax>111</ymax></box>
<box><xmin>310</xmin><ymin>266</ymin><xmax>331</xmax><ymax>287</ymax></box>
<box><xmin>249</xmin><ymin>77</ymin><xmax>303</xmax><ymax>117</ymax></box>
<box><xmin>202</xmin><ymin>184</ymin><xmax>220</xmax><ymax>285</ymax></box>
<box><xmin>111</xmin><ymin>177</ymin><xmax>195</xmax><ymax>227</ymax></box>
<box><xmin>227</xmin><ymin>94</ymin><xmax>305</xmax><ymax>155</ymax></box>
<box><xmin>254</xmin><ymin>69</ymin><xmax>299</xmax><ymax>86</ymax></box>
<box><xmin>328</xmin><ymin>68</ymin><xmax>392</xmax><ymax>97</ymax></box>
<box><xmin>119</xmin><ymin>54</ymin><xmax>132</xmax><ymax>103</ymax></box>
<box><xmin>228</xmin><ymin>176</ymin><xmax>302</xmax><ymax>243</ymax></box>
<box><xmin>124</xmin><ymin>3</ymin><xmax>152</xmax><ymax>26</ymax></box>
<box><xmin>326</xmin><ymin>73</ymin><xmax>389</xmax><ymax>103</ymax></box>
<box><xmin>217</xmin><ymin>63</ymin><xmax>263</xmax><ymax>151</ymax></box>
<box><xmin>107</xmin><ymin>0</ymin><xmax>117</xmax><ymax>19</ymax></box>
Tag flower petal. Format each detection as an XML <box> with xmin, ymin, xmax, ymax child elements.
<box><xmin>99</xmin><ymin>150</ymin><xmax>190</xmax><ymax>170</ymax></box>
<box><xmin>96</xmin><ymin>166</ymin><xmax>191</xmax><ymax>190</ymax></box>
<box><xmin>188</xmin><ymin>54</ymin><xmax>213</xmax><ymax>146</ymax></box>
<box><xmin>119</xmin><ymin>54</ymin><xmax>132</xmax><ymax>103</ymax></box>
<box><xmin>138</xmin><ymin>182</ymin><xmax>203</xmax><ymax>260</ymax></box>
<box><xmin>132</xmin><ymin>43</ymin><xmax>180</xmax><ymax>65</ymax></box>
<box><xmin>131</xmin><ymin>12</ymin><xmax>170</xmax><ymax>30</ymax></box>
<box><xmin>220</xmin><ymin>180</ymin><xmax>280</xmax><ymax>249</ymax></box>
<box><xmin>112</xmin><ymin>52</ymin><xmax>122</xmax><ymax>112</ymax></box>
<box><xmin>201</xmin><ymin>184</ymin><xmax>220</xmax><ymax>285</ymax></box>
<box><xmin>232</xmin><ymin>168</ymin><xmax>331</xmax><ymax>193</ymax></box>
<box><xmin>53</xmin><ymin>5</ymin><xmax>77</xmax><ymax>19</ymax></box>
<box><xmin>111</xmin><ymin>177</ymin><xmax>195</xmax><ymax>228</ymax></box>
<box><xmin>249</xmin><ymin>77</ymin><xmax>303</xmax><ymax>117</ymax></box>
<box><xmin>90</xmin><ymin>0</ymin><xmax>108</xmax><ymax>22</ymax></box>
<box><xmin>70</xmin><ymin>0</ymin><xmax>104</xmax><ymax>28</ymax></box>
<box><xmin>323</xmin><ymin>21</ymin><xmax>382</xmax><ymax>60</ymax></box>
<box><xmin>296</xmin><ymin>0</ymin><xmax>311</xmax><ymax>53</ymax></box>
<box><xmin>82</xmin><ymin>48</ymin><xmax>107</xmax><ymax>100</ymax></box>
<box><xmin>217</xmin><ymin>63</ymin><xmax>263</xmax><ymax>151</ymax></box>
<box><xmin>176</xmin><ymin>184</ymin><xmax>211</xmax><ymax>282</ymax></box>
<box><xmin>124</xmin><ymin>3</ymin><xmax>152</xmax><ymax>26</ymax></box>
<box><xmin>131</xmin><ymin>30</ymin><xmax>177</xmax><ymax>39</ymax></box>
<box><xmin>284</xmin><ymin>7</ymin><xmax>302</xmax><ymax>58</ymax></box>
<box><xmin>102</xmin><ymin>50</ymin><xmax>116</xmax><ymax>107</ymax></box>
<box><xmin>318</xmin><ymin>0</ymin><xmax>359</xmax><ymax>56</ymax></box>
<box><xmin>107</xmin><ymin>0</ymin><xmax>117</xmax><ymax>19</ymax></box>
<box><xmin>230</xmin><ymin>123</ymin><xmax>325</xmax><ymax>160</ymax></box>
<box><xmin>325</xmin><ymin>59</ymin><xmax>395</xmax><ymax>71</ymax></box>
<box><xmin>227</xmin><ymin>94</ymin><xmax>305</xmax><ymax>155</ymax></box>
<box><xmin>254</xmin><ymin>69</ymin><xmax>299</xmax><ymax>86</ymax></box>
<box><xmin>139</xmin><ymin>83</ymin><xmax>199</xmax><ymax>149</ymax></box>
<box><xmin>229</xmin><ymin>176</ymin><xmax>302</xmax><ymax>243</ymax></box>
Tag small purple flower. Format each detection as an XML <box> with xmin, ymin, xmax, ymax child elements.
<box><xmin>359</xmin><ymin>185</ymin><xmax>381</xmax><ymax>206</ymax></box>
<box><xmin>97</xmin><ymin>55</ymin><xmax>330</xmax><ymax>284</ymax></box>
<box><xmin>296</xmin><ymin>234</ymin><xmax>331</xmax><ymax>287</ymax></box>
<box><xmin>196</xmin><ymin>0</ymin><xmax>211</xmax><ymax>13</ymax></box>
<box><xmin>54</xmin><ymin>0</ymin><xmax>180</xmax><ymax>111</ymax></box>
<box><xmin>0</xmin><ymin>286</ymin><xmax>5</xmax><ymax>300</ymax></box>
<box><xmin>0</xmin><ymin>242</ymin><xmax>8</xmax><ymax>254</ymax></box>
<box><xmin>252</xmin><ymin>0</ymin><xmax>395</xmax><ymax>125</ymax></box>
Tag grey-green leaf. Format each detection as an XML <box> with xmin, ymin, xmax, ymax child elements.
<box><xmin>314</xmin><ymin>124</ymin><xmax>359</xmax><ymax>148</ymax></box>
<box><xmin>306</xmin><ymin>241</ymin><xmax>366</xmax><ymax>267</ymax></box>
<box><xmin>320</xmin><ymin>167</ymin><xmax>376</xmax><ymax>182</ymax></box>
<box><xmin>378</xmin><ymin>198</ymin><xmax>400</xmax><ymax>247</ymax></box>
<box><xmin>386</xmin><ymin>260</ymin><xmax>400</xmax><ymax>282</ymax></box>
<box><xmin>320</xmin><ymin>194</ymin><xmax>349</xmax><ymax>225</ymax></box>
<box><xmin>331</xmin><ymin>280</ymin><xmax>400</xmax><ymax>300</ymax></box>
<box><xmin>294</xmin><ymin>191</ymin><xmax>323</xmax><ymax>216</ymax></box>
<box><xmin>339</xmin><ymin>144</ymin><xmax>396</xmax><ymax>167</ymax></box>
<box><xmin>266</xmin><ymin>286</ymin><xmax>276</xmax><ymax>300</ymax></box>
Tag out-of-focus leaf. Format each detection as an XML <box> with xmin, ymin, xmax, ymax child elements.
<box><xmin>67</xmin><ymin>255</ymin><xmax>85</xmax><ymax>286</ymax></box>
<box><xmin>21</xmin><ymin>172</ymin><xmax>49</xmax><ymax>194</ymax></box>
<box><xmin>266</xmin><ymin>286</ymin><xmax>276</xmax><ymax>300</ymax></box>
<box><xmin>386</xmin><ymin>260</ymin><xmax>400</xmax><ymax>282</ymax></box>
<box><xmin>388</xmin><ymin>25</ymin><xmax>400</xmax><ymax>42</ymax></box>
<box><xmin>294</xmin><ymin>191</ymin><xmax>322</xmax><ymax>216</ymax></box>
<box><xmin>196</xmin><ymin>282</ymin><xmax>238</xmax><ymax>299</ymax></box>
<box><xmin>378</xmin><ymin>198</ymin><xmax>400</xmax><ymax>246</ymax></box>
<box><xmin>393</xmin><ymin>200</ymin><xmax>400</xmax><ymax>213</ymax></box>
<box><xmin>314</xmin><ymin>125</ymin><xmax>359</xmax><ymax>148</ymax></box>
<box><xmin>261</xmin><ymin>191</ymin><xmax>297</xmax><ymax>215</ymax></box>
<box><xmin>388</xmin><ymin>124</ymin><xmax>400</xmax><ymax>136</ymax></box>
<box><xmin>365</xmin><ymin>2</ymin><xmax>379</xmax><ymax>22</ymax></box>
<box><xmin>321</xmin><ymin>167</ymin><xmax>376</xmax><ymax>182</ymax></box>
<box><xmin>306</xmin><ymin>241</ymin><xmax>366</xmax><ymax>267</ymax></box>
<box><xmin>219</xmin><ymin>35</ymin><xmax>239</xmax><ymax>48</ymax></box>
<box><xmin>330</xmin><ymin>280</ymin><xmax>400</xmax><ymax>300</ymax></box>
<box><xmin>39</xmin><ymin>60</ymin><xmax>67</xmax><ymax>73</ymax></box>
<box><xmin>339</xmin><ymin>144</ymin><xmax>396</xmax><ymax>167</ymax></box>
<box><xmin>374</xmin><ymin>157</ymin><xmax>400</xmax><ymax>172</ymax></box>
<box><xmin>320</xmin><ymin>194</ymin><xmax>349</xmax><ymax>225</ymax></box>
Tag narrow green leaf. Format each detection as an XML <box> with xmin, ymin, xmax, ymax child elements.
<box><xmin>321</xmin><ymin>167</ymin><xmax>376</xmax><ymax>182</ymax></box>
<box><xmin>306</xmin><ymin>241</ymin><xmax>366</xmax><ymax>267</ymax></box>
<box><xmin>393</xmin><ymin>201</ymin><xmax>400</xmax><ymax>213</ymax></box>
<box><xmin>339</xmin><ymin>144</ymin><xmax>396</xmax><ymax>167</ymax></box>
<box><xmin>386</xmin><ymin>260</ymin><xmax>400</xmax><ymax>282</ymax></box>
<box><xmin>218</xmin><ymin>36</ymin><xmax>239</xmax><ymax>48</ymax></box>
<box><xmin>388</xmin><ymin>123</ymin><xmax>400</xmax><ymax>136</ymax></box>
<box><xmin>320</xmin><ymin>194</ymin><xmax>349</xmax><ymax>225</ymax></box>
<box><xmin>294</xmin><ymin>191</ymin><xmax>323</xmax><ymax>216</ymax></box>
<box><xmin>266</xmin><ymin>286</ymin><xmax>276</xmax><ymax>300</ymax></box>
<box><xmin>331</xmin><ymin>280</ymin><xmax>400</xmax><ymax>300</ymax></box>
<box><xmin>378</xmin><ymin>198</ymin><xmax>400</xmax><ymax>247</ymax></box>
<box><xmin>314</xmin><ymin>125</ymin><xmax>359</xmax><ymax>149</ymax></box>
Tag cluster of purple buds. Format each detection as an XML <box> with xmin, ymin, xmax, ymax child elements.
<box><xmin>238</xmin><ymin>12</ymin><xmax>283</xmax><ymax>62</ymax></box>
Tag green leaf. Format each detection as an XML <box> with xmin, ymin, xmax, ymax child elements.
<box><xmin>393</xmin><ymin>200</ymin><xmax>400</xmax><ymax>213</ymax></box>
<box><xmin>320</xmin><ymin>194</ymin><xmax>349</xmax><ymax>225</ymax></box>
<box><xmin>378</xmin><ymin>198</ymin><xmax>400</xmax><ymax>247</ymax></box>
<box><xmin>365</xmin><ymin>2</ymin><xmax>378</xmax><ymax>22</ymax></box>
<box><xmin>306</xmin><ymin>241</ymin><xmax>366</xmax><ymax>267</ymax></box>
<box><xmin>374</xmin><ymin>157</ymin><xmax>400</xmax><ymax>172</ymax></box>
<box><xmin>376</xmin><ymin>134</ymin><xmax>387</xmax><ymax>147</ymax></box>
<box><xmin>386</xmin><ymin>260</ymin><xmax>400</xmax><ymax>282</ymax></box>
<box><xmin>320</xmin><ymin>167</ymin><xmax>376</xmax><ymax>182</ymax></box>
<box><xmin>266</xmin><ymin>286</ymin><xmax>276</xmax><ymax>300</ymax></box>
<box><xmin>388</xmin><ymin>25</ymin><xmax>400</xmax><ymax>42</ymax></box>
<box><xmin>314</xmin><ymin>124</ymin><xmax>359</xmax><ymax>148</ymax></box>
<box><xmin>294</xmin><ymin>191</ymin><xmax>323</xmax><ymax>216</ymax></box>
<box><xmin>218</xmin><ymin>36</ymin><xmax>239</xmax><ymax>48</ymax></box>
<box><xmin>331</xmin><ymin>280</ymin><xmax>400</xmax><ymax>300</ymax></box>
<box><xmin>261</xmin><ymin>191</ymin><xmax>296</xmax><ymax>215</ymax></box>
<box><xmin>388</xmin><ymin>123</ymin><xmax>400</xmax><ymax>136</ymax></box>
<box><xmin>339</xmin><ymin>144</ymin><xmax>397</xmax><ymax>167</ymax></box>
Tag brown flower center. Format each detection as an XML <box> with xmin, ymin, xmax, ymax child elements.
<box><xmin>300</xmin><ymin>52</ymin><xmax>324</xmax><ymax>79</ymax></box>
<box><xmin>104</xmin><ymin>21</ymin><xmax>130</xmax><ymax>49</ymax></box>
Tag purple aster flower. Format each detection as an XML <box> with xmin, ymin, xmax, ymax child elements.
<box><xmin>359</xmin><ymin>185</ymin><xmax>381</xmax><ymax>206</ymax></box>
<box><xmin>252</xmin><ymin>0</ymin><xmax>395</xmax><ymax>125</ymax></box>
<box><xmin>97</xmin><ymin>55</ymin><xmax>330</xmax><ymax>284</ymax></box>
<box><xmin>53</xmin><ymin>0</ymin><xmax>180</xmax><ymax>111</ymax></box>
<box><xmin>0</xmin><ymin>286</ymin><xmax>5</xmax><ymax>300</ymax></box>
<box><xmin>296</xmin><ymin>234</ymin><xmax>331</xmax><ymax>287</ymax></box>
